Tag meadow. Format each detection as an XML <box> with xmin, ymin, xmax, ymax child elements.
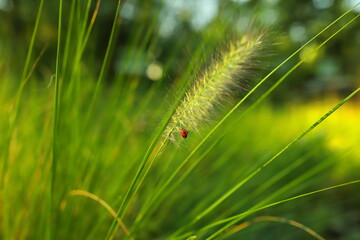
<box><xmin>0</xmin><ymin>0</ymin><xmax>360</xmax><ymax>239</ymax></box>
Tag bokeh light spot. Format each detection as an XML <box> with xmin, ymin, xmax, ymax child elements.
<box><xmin>289</xmin><ymin>22</ymin><xmax>307</xmax><ymax>42</ymax></box>
<box><xmin>300</xmin><ymin>44</ymin><xmax>320</xmax><ymax>63</ymax></box>
<box><xmin>312</xmin><ymin>0</ymin><xmax>334</xmax><ymax>9</ymax></box>
<box><xmin>146</xmin><ymin>62</ymin><xmax>163</xmax><ymax>81</ymax></box>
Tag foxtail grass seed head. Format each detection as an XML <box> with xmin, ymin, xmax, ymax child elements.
<box><xmin>165</xmin><ymin>29</ymin><xmax>267</xmax><ymax>144</ymax></box>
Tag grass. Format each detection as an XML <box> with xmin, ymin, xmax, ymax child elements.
<box><xmin>0</xmin><ymin>0</ymin><xmax>359</xmax><ymax>239</ymax></box>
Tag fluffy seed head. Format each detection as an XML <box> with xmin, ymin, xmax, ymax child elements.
<box><xmin>165</xmin><ymin>29</ymin><xmax>267</xmax><ymax>143</ymax></box>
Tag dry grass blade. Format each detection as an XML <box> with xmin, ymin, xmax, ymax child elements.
<box><xmin>61</xmin><ymin>190</ymin><xmax>132</xmax><ymax>239</ymax></box>
<box><xmin>223</xmin><ymin>216</ymin><xmax>325</xmax><ymax>240</ymax></box>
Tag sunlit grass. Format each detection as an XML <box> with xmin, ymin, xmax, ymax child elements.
<box><xmin>0</xmin><ymin>1</ymin><xmax>359</xmax><ymax>239</ymax></box>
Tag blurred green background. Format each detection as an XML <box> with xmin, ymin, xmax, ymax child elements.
<box><xmin>0</xmin><ymin>0</ymin><xmax>359</xmax><ymax>239</ymax></box>
<box><xmin>1</xmin><ymin>0</ymin><xmax>360</xmax><ymax>99</ymax></box>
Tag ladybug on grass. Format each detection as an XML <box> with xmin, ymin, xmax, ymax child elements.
<box><xmin>180</xmin><ymin>128</ymin><xmax>188</xmax><ymax>138</ymax></box>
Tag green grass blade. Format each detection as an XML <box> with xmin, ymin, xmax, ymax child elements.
<box><xmin>205</xmin><ymin>179</ymin><xmax>360</xmax><ymax>240</ymax></box>
<box><xmin>89</xmin><ymin>1</ymin><xmax>122</xmax><ymax>111</ymax></box>
<box><xmin>1</xmin><ymin>0</ymin><xmax>44</xmax><ymax>238</ymax></box>
<box><xmin>177</xmin><ymin>86</ymin><xmax>359</xmax><ymax>236</ymax></box>
<box><xmin>48</xmin><ymin>0</ymin><xmax>63</xmax><ymax>239</ymax></box>
<box><xmin>126</xmin><ymin>8</ymin><xmax>360</xmax><ymax>236</ymax></box>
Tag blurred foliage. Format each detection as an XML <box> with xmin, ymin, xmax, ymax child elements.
<box><xmin>1</xmin><ymin>0</ymin><xmax>360</xmax><ymax>101</ymax></box>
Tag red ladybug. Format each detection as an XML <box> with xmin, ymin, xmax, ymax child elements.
<box><xmin>180</xmin><ymin>128</ymin><xmax>188</xmax><ymax>138</ymax></box>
